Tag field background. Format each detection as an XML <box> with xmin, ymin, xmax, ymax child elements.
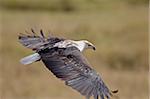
<box><xmin>0</xmin><ymin>0</ymin><xmax>148</xmax><ymax>99</ymax></box>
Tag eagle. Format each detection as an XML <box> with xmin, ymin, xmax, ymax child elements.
<box><xmin>18</xmin><ymin>29</ymin><xmax>117</xmax><ymax>99</ymax></box>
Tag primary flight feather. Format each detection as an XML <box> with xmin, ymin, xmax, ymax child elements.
<box><xmin>18</xmin><ymin>29</ymin><xmax>117</xmax><ymax>99</ymax></box>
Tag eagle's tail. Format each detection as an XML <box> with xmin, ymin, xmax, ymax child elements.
<box><xmin>20</xmin><ymin>53</ymin><xmax>41</xmax><ymax>65</ymax></box>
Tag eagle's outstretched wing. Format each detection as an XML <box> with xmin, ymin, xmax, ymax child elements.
<box><xmin>18</xmin><ymin>29</ymin><xmax>65</xmax><ymax>64</ymax></box>
<box><xmin>39</xmin><ymin>46</ymin><xmax>115</xmax><ymax>99</ymax></box>
<box><xmin>18</xmin><ymin>29</ymin><xmax>64</xmax><ymax>51</ymax></box>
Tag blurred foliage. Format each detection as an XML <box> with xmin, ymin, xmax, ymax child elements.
<box><xmin>123</xmin><ymin>0</ymin><xmax>149</xmax><ymax>5</ymax></box>
<box><xmin>0</xmin><ymin>0</ymin><xmax>148</xmax><ymax>11</ymax></box>
<box><xmin>0</xmin><ymin>0</ymin><xmax>76</xmax><ymax>12</ymax></box>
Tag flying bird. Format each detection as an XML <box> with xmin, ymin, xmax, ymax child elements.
<box><xmin>18</xmin><ymin>29</ymin><xmax>117</xmax><ymax>99</ymax></box>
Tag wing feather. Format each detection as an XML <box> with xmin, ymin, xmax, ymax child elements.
<box><xmin>39</xmin><ymin>47</ymin><xmax>114</xmax><ymax>99</ymax></box>
<box><xmin>18</xmin><ymin>30</ymin><xmax>64</xmax><ymax>50</ymax></box>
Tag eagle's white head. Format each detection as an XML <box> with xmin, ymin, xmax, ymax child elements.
<box><xmin>54</xmin><ymin>40</ymin><xmax>96</xmax><ymax>52</ymax></box>
<box><xmin>73</xmin><ymin>40</ymin><xmax>96</xmax><ymax>52</ymax></box>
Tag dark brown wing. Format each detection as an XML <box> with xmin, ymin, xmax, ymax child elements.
<box><xmin>39</xmin><ymin>47</ymin><xmax>113</xmax><ymax>99</ymax></box>
<box><xmin>18</xmin><ymin>29</ymin><xmax>64</xmax><ymax>51</ymax></box>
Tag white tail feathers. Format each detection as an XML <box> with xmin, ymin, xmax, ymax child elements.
<box><xmin>20</xmin><ymin>53</ymin><xmax>41</xmax><ymax>65</ymax></box>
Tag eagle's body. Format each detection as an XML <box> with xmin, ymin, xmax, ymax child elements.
<box><xmin>19</xmin><ymin>30</ymin><xmax>117</xmax><ymax>99</ymax></box>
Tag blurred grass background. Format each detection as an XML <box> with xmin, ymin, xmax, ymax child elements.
<box><xmin>0</xmin><ymin>0</ymin><xmax>148</xmax><ymax>99</ymax></box>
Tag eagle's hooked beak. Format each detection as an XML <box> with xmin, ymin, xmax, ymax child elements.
<box><xmin>75</xmin><ymin>40</ymin><xmax>96</xmax><ymax>51</ymax></box>
<box><xmin>85</xmin><ymin>41</ymin><xmax>96</xmax><ymax>51</ymax></box>
<box><xmin>88</xmin><ymin>44</ymin><xmax>96</xmax><ymax>51</ymax></box>
<box><xmin>92</xmin><ymin>46</ymin><xmax>96</xmax><ymax>50</ymax></box>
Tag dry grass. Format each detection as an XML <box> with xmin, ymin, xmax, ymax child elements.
<box><xmin>0</xmin><ymin>2</ymin><xmax>148</xmax><ymax>99</ymax></box>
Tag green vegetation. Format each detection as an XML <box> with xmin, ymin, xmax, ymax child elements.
<box><xmin>0</xmin><ymin>0</ymin><xmax>148</xmax><ymax>11</ymax></box>
<box><xmin>0</xmin><ymin>0</ymin><xmax>148</xmax><ymax>99</ymax></box>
